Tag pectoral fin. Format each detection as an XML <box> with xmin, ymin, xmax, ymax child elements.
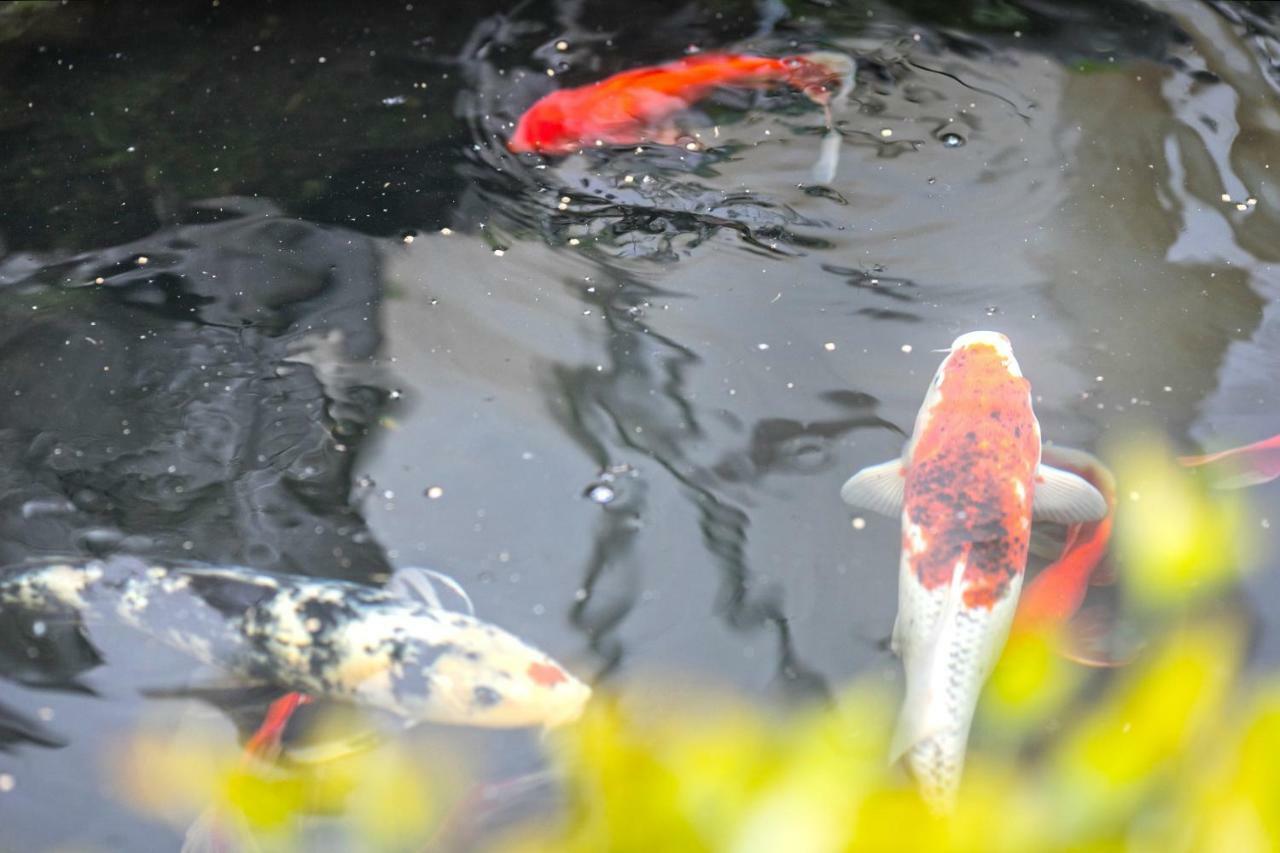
<box><xmin>387</xmin><ymin>566</ymin><xmax>475</xmax><ymax>615</ymax></box>
<box><xmin>1033</xmin><ymin>465</ymin><xmax>1108</xmax><ymax>524</ymax></box>
<box><xmin>840</xmin><ymin>459</ymin><xmax>906</xmax><ymax>517</ymax></box>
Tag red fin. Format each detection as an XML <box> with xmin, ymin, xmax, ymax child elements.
<box><xmin>1178</xmin><ymin>433</ymin><xmax>1280</xmax><ymax>488</ymax></box>
<box><xmin>243</xmin><ymin>692</ymin><xmax>313</xmax><ymax>762</ymax></box>
<box><xmin>1059</xmin><ymin>606</ymin><xmax>1142</xmax><ymax>669</ymax></box>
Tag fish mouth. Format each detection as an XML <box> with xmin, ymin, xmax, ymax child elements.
<box><xmin>948</xmin><ymin>330</ymin><xmax>1012</xmax><ymax>352</ymax></box>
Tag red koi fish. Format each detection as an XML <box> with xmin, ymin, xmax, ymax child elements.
<box><xmin>508</xmin><ymin>52</ymin><xmax>853</xmax><ymax>155</ymax></box>
<box><xmin>1178</xmin><ymin>432</ymin><xmax>1280</xmax><ymax>489</ymax></box>
<box><xmin>1014</xmin><ymin>445</ymin><xmax>1116</xmax><ymax>632</ymax></box>
<box><xmin>840</xmin><ymin>332</ymin><xmax>1107</xmax><ymax>810</ymax></box>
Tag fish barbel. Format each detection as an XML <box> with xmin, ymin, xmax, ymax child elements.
<box><xmin>840</xmin><ymin>331</ymin><xmax>1107</xmax><ymax>810</ymax></box>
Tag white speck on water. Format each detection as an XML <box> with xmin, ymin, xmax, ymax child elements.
<box><xmin>0</xmin><ymin>774</ymin><xmax>13</xmax><ymax>793</ymax></box>
<box><xmin>901</xmin><ymin>344</ymin><xmax>913</xmax><ymax>353</ymax></box>
<box><xmin>493</xmin><ymin>249</ymin><xmax>505</xmax><ymax>257</ymax></box>
<box><xmin>587</xmin><ymin>484</ymin><xmax>615</xmax><ymax>504</ymax></box>
<box><xmin>879</xmin><ymin>128</ymin><xmax>893</xmax><ymax>138</ymax></box>
<box><xmin>555</xmin><ymin>40</ymin><xmax>569</xmax><ymax>51</ymax></box>
<box><xmin>136</xmin><ymin>256</ymin><xmax>149</xmax><ymax>265</ymax></box>
<box><xmin>852</xmin><ymin>517</ymin><xmax>866</xmax><ymax>530</ymax></box>
<box><xmin>1220</xmin><ymin>193</ymin><xmax>1232</xmax><ymax>202</ymax></box>
<box><xmin>756</xmin><ymin>343</ymin><xmax>770</xmax><ymax>351</ymax></box>
<box><xmin>568</xmin><ymin>238</ymin><xmax>580</xmax><ymax>246</ymax></box>
<box><xmin>824</xmin><ymin>342</ymin><xmax>836</xmax><ymax>351</ymax></box>
<box><xmin>440</xmin><ymin>227</ymin><xmax>453</xmax><ymax>236</ymax></box>
<box><xmin>1163</xmin><ymin>385</ymin><xmax>1173</xmax><ymax>392</ymax></box>
<box><xmin>37</xmin><ymin>707</ymin><xmax>54</xmax><ymax>722</ymax></box>
<box><xmin>1261</xmin><ymin>518</ymin><xmax>1270</xmax><ymax>530</ymax></box>
<box><xmin>532</xmin><ymin>603</ymin><xmax>546</xmax><ymax>616</ymax></box>
<box><xmin>32</xmin><ymin>620</ymin><xmax>46</xmax><ymax>637</ymax></box>
<box><xmin>402</xmin><ymin>233</ymin><xmax>414</xmax><ymax>244</ymax></box>
<box><xmin>1236</xmin><ymin>203</ymin><xmax>1249</xmax><ymax>211</ymax></box>
<box><xmin>425</xmin><ymin>486</ymin><xmax>444</xmax><ymax>500</ymax></box>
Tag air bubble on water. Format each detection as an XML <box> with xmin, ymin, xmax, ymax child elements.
<box><xmin>940</xmin><ymin>133</ymin><xmax>965</xmax><ymax>148</ymax></box>
<box><xmin>31</xmin><ymin>621</ymin><xmax>47</xmax><ymax>637</ymax></box>
<box><xmin>586</xmin><ymin>483</ymin><xmax>616</xmax><ymax>504</ymax></box>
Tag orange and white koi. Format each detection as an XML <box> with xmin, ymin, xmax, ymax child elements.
<box><xmin>507</xmin><ymin>52</ymin><xmax>853</xmax><ymax>157</ymax></box>
<box><xmin>0</xmin><ymin>556</ymin><xmax>590</xmax><ymax>730</ymax></box>
<box><xmin>840</xmin><ymin>332</ymin><xmax>1107</xmax><ymax>810</ymax></box>
<box><xmin>1178</xmin><ymin>432</ymin><xmax>1280</xmax><ymax>489</ymax></box>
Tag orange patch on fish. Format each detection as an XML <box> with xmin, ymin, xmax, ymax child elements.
<box><xmin>527</xmin><ymin>661</ymin><xmax>568</xmax><ymax>687</ymax></box>
<box><xmin>903</xmin><ymin>343</ymin><xmax>1038</xmax><ymax>609</ymax></box>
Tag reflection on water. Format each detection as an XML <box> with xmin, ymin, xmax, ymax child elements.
<box><xmin>2</xmin><ymin>0</ymin><xmax>1280</xmax><ymax>848</ymax></box>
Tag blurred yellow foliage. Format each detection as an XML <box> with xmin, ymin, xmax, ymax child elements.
<box><xmin>1112</xmin><ymin>435</ymin><xmax>1254</xmax><ymax>610</ymax></box>
<box><xmin>108</xmin><ymin>432</ymin><xmax>1272</xmax><ymax>852</ymax></box>
<box><xmin>111</xmin><ymin>709</ymin><xmax>442</xmax><ymax>851</ymax></box>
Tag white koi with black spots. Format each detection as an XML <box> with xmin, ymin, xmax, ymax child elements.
<box><xmin>0</xmin><ymin>556</ymin><xmax>590</xmax><ymax>729</ymax></box>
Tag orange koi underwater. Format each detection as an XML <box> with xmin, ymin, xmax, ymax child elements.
<box><xmin>1015</xmin><ymin>445</ymin><xmax>1116</xmax><ymax>632</ymax></box>
<box><xmin>508</xmin><ymin>52</ymin><xmax>853</xmax><ymax>155</ymax></box>
<box><xmin>1178</xmin><ymin>432</ymin><xmax>1280</xmax><ymax>489</ymax></box>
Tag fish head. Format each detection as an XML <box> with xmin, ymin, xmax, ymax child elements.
<box><xmin>388</xmin><ymin>612</ymin><xmax>591</xmax><ymax>730</ymax></box>
<box><xmin>944</xmin><ymin>330</ymin><xmax>1020</xmax><ymax>374</ymax></box>
<box><xmin>907</xmin><ymin>331</ymin><xmax>1026</xmax><ymax>456</ymax></box>
<box><xmin>508</xmin><ymin>99</ymin><xmax>575</xmax><ymax>155</ymax></box>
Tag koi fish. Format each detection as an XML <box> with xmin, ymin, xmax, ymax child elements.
<box><xmin>1178</xmin><ymin>432</ymin><xmax>1280</xmax><ymax>489</ymax></box>
<box><xmin>1015</xmin><ymin>445</ymin><xmax>1116</xmax><ymax>632</ymax></box>
<box><xmin>840</xmin><ymin>331</ymin><xmax>1108</xmax><ymax>810</ymax></box>
<box><xmin>0</xmin><ymin>556</ymin><xmax>590</xmax><ymax>730</ymax></box>
<box><xmin>508</xmin><ymin>52</ymin><xmax>854</xmax><ymax>156</ymax></box>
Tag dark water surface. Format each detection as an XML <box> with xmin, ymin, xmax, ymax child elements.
<box><xmin>1</xmin><ymin>0</ymin><xmax>1279</xmax><ymax>848</ymax></box>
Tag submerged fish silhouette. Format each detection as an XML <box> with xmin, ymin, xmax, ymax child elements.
<box><xmin>1179</xmin><ymin>432</ymin><xmax>1280</xmax><ymax>489</ymax></box>
<box><xmin>508</xmin><ymin>52</ymin><xmax>853</xmax><ymax>156</ymax></box>
<box><xmin>840</xmin><ymin>332</ymin><xmax>1107</xmax><ymax>810</ymax></box>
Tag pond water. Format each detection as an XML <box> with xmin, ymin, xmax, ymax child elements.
<box><xmin>1</xmin><ymin>0</ymin><xmax>1278</xmax><ymax>849</ymax></box>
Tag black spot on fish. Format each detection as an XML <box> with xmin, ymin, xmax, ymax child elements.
<box><xmin>180</xmin><ymin>570</ymin><xmax>279</xmax><ymax>618</ymax></box>
<box><xmin>472</xmin><ymin>686</ymin><xmax>502</xmax><ymax>708</ymax></box>
<box><xmin>392</xmin><ymin>661</ymin><xmax>432</xmax><ymax>706</ymax></box>
<box><xmin>411</xmin><ymin>641</ymin><xmax>455</xmax><ymax>668</ymax></box>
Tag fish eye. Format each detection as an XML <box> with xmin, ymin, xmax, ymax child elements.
<box><xmin>472</xmin><ymin>685</ymin><xmax>503</xmax><ymax>708</ymax></box>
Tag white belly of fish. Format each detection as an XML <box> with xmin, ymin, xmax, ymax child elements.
<box><xmin>889</xmin><ymin>551</ymin><xmax>1023</xmax><ymax>811</ymax></box>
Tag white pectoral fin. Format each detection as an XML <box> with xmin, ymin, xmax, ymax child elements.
<box><xmin>840</xmin><ymin>459</ymin><xmax>906</xmax><ymax>516</ymax></box>
<box><xmin>387</xmin><ymin>566</ymin><xmax>476</xmax><ymax>615</ymax></box>
<box><xmin>1033</xmin><ymin>464</ymin><xmax>1109</xmax><ymax>524</ymax></box>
